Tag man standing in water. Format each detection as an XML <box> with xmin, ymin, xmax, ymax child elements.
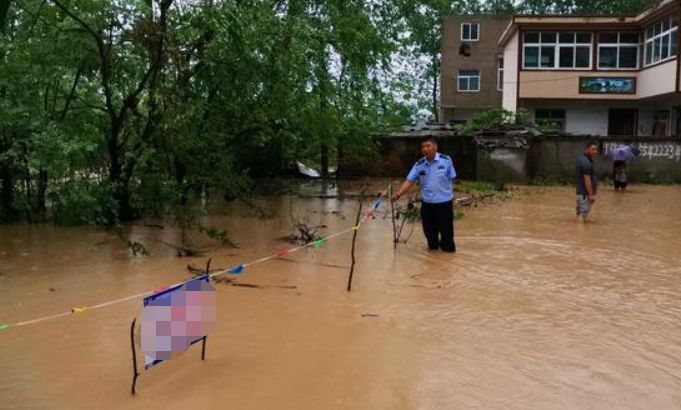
<box><xmin>576</xmin><ymin>141</ymin><xmax>599</xmax><ymax>223</ymax></box>
<box><xmin>391</xmin><ymin>137</ymin><xmax>457</xmax><ymax>252</ymax></box>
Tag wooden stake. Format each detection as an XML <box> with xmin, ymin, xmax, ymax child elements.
<box><xmin>346</xmin><ymin>195</ymin><xmax>364</xmax><ymax>292</ymax></box>
<box><xmin>390</xmin><ymin>184</ymin><xmax>397</xmax><ymax>249</ymax></box>
<box><xmin>130</xmin><ymin>317</ymin><xmax>140</xmax><ymax>395</ymax></box>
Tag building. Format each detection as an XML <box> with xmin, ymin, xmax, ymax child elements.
<box><xmin>440</xmin><ymin>15</ymin><xmax>511</xmax><ymax>124</ymax></box>
<box><xmin>498</xmin><ymin>0</ymin><xmax>681</xmax><ymax>136</ymax></box>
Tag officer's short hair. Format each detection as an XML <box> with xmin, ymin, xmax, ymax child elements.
<box><xmin>421</xmin><ymin>137</ymin><xmax>437</xmax><ymax>146</ymax></box>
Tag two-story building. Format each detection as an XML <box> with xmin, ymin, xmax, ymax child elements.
<box><xmin>499</xmin><ymin>0</ymin><xmax>681</xmax><ymax>136</ymax></box>
<box><xmin>440</xmin><ymin>0</ymin><xmax>681</xmax><ymax>136</ymax></box>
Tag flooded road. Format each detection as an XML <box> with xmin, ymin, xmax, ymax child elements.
<box><xmin>1</xmin><ymin>183</ymin><xmax>681</xmax><ymax>409</ymax></box>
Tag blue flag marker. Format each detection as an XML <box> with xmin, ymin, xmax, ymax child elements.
<box><xmin>373</xmin><ymin>197</ymin><xmax>382</xmax><ymax>210</ymax></box>
<box><xmin>228</xmin><ymin>264</ymin><xmax>245</xmax><ymax>275</ymax></box>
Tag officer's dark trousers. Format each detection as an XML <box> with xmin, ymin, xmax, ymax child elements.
<box><xmin>420</xmin><ymin>200</ymin><xmax>456</xmax><ymax>252</ymax></box>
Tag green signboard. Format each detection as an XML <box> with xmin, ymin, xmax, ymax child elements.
<box><xmin>579</xmin><ymin>77</ymin><xmax>636</xmax><ymax>94</ymax></box>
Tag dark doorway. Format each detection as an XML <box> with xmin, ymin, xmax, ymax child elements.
<box><xmin>608</xmin><ymin>108</ymin><xmax>637</xmax><ymax>136</ymax></box>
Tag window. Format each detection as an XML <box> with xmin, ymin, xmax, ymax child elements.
<box><xmin>535</xmin><ymin>109</ymin><xmax>566</xmax><ymax>131</ymax></box>
<box><xmin>497</xmin><ymin>59</ymin><xmax>504</xmax><ymax>91</ymax></box>
<box><xmin>523</xmin><ymin>32</ymin><xmax>591</xmax><ymax>69</ymax></box>
<box><xmin>461</xmin><ymin>22</ymin><xmax>479</xmax><ymax>41</ymax></box>
<box><xmin>644</xmin><ymin>17</ymin><xmax>678</xmax><ymax>66</ymax></box>
<box><xmin>653</xmin><ymin>110</ymin><xmax>670</xmax><ymax>136</ymax></box>
<box><xmin>458</xmin><ymin>70</ymin><xmax>480</xmax><ymax>92</ymax></box>
<box><xmin>598</xmin><ymin>32</ymin><xmax>640</xmax><ymax>69</ymax></box>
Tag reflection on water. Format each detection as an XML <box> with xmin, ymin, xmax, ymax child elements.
<box><xmin>1</xmin><ymin>183</ymin><xmax>681</xmax><ymax>409</ymax></box>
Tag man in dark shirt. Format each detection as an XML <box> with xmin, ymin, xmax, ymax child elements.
<box><xmin>575</xmin><ymin>141</ymin><xmax>599</xmax><ymax>223</ymax></box>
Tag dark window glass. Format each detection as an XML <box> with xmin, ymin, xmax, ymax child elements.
<box><xmin>646</xmin><ymin>42</ymin><xmax>653</xmax><ymax>64</ymax></box>
<box><xmin>662</xmin><ymin>33</ymin><xmax>670</xmax><ymax>59</ymax></box>
<box><xmin>619</xmin><ymin>47</ymin><xmax>638</xmax><ymax>68</ymax></box>
<box><xmin>535</xmin><ymin>109</ymin><xmax>550</xmax><ymax>118</ymax></box>
<box><xmin>471</xmin><ymin>24</ymin><xmax>479</xmax><ymax>39</ymax></box>
<box><xmin>524</xmin><ymin>32</ymin><xmax>539</xmax><ymax>43</ymax></box>
<box><xmin>551</xmin><ymin>110</ymin><xmax>566</xmax><ymax>119</ymax></box>
<box><xmin>620</xmin><ymin>32</ymin><xmax>639</xmax><ymax>43</ymax></box>
<box><xmin>559</xmin><ymin>47</ymin><xmax>574</xmax><ymax>67</ymax></box>
<box><xmin>654</xmin><ymin>22</ymin><xmax>662</xmax><ymax>36</ymax></box>
<box><xmin>671</xmin><ymin>30</ymin><xmax>678</xmax><ymax>56</ymax></box>
<box><xmin>541</xmin><ymin>32</ymin><xmax>557</xmax><ymax>43</ymax></box>
<box><xmin>576</xmin><ymin>33</ymin><xmax>592</xmax><ymax>43</ymax></box>
<box><xmin>458</xmin><ymin>78</ymin><xmax>467</xmax><ymax>91</ymax></box>
<box><xmin>654</xmin><ymin>37</ymin><xmax>662</xmax><ymax>60</ymax></box>
<box><xmin>599</xmin><ymin>47</ymin><xmax>618</xmax><ymax>68</ymax></box>
<box><xmin>599</xmin><ymin>33</ymin><xmax>618</xmax><ymax>43</ymax></box>
<box><xmin>540</xmin><ymin>46</ymin><xmax>555</xmax><ymax>67</ymax></box>
<box><xmin>576</xmin><ymin>47</ymin><xmax>590</xmax><ymax>67</ymax></box>
<box><xmin>462</xmin><ymin>24</ymin><xmax>470</xmax><ymax>39</ymax></box>
<box><xmin>663</xmin><ymin>18</ymin><xmax>671</xmax><ymax>32</ymax></box>
<box><xmin>470</xmin><ymin>77</ymin><xmax>479</xmax><ymax>90</ymax></box>
<box><xmin>559</xmin><ymin>33</ymin><xmax>575</xmax><ymax>43</ymax></box>
<box><xmin>524</xmin><ymin>47</ymin><xmax>539</xmax><ymax>67</ymax></box>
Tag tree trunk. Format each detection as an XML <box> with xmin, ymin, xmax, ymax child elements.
<box><xmin>320</xmin><ymin>143</ymin><xmax>329</xmax><ymax>179</ymax></box>
<box><xmin>23</xmin><ymin>164</ymin><xmax>32</xmax><ymax>223</ymax></box>
<box><xmin>36</xmin><ymin>169</ymin><xmax>47</xmax><ymax>221</ymax></box>
<box><xmin>0</xmin><ymin>0</ymin><xmax>11</xmax><ymax>34</ymax></box>
<box><xmin>0</xmin><ymin>163</ymin><xmax>14</xmax><ymax>222</ymax></box>
<box><xmin>432</xmin><ymin>57</ymin><xmax>439</xmax><ymax>123</ymax></box>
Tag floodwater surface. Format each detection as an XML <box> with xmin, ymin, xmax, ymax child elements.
<box><xmin>1</xmin><ymin>183</ymin><xmax>681</xmax><ymax>409</ymax></box>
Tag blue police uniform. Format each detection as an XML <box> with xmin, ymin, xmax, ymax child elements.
<box><xmin>406</xmin><ymin>153</ymin><xmax>457</xmax><ymax>252</ymax></box>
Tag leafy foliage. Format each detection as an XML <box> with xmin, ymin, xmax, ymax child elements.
<box><xmin>455</xmin><ymin>108</ymin><xmax>531</xmax><ymax>134</ymax></box>
<box><xmin>0</xmin><ymin>0</ymin><xmax>409</xmax><ymax>225</ymax></box>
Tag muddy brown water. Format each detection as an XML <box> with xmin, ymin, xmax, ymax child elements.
<box><xmin>1</xmin><ymin>183</ymin><xmax>681</xmax><ymax>409</ymax></box>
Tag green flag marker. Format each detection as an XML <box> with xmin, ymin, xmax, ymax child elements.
<box><xmin>314</xmin><ymin>238</ymin><xmax>326</xmax><ymax>248</ymax></box>
<box><xmin>0</xmin><ymin>324</ymin><xmax>11</xmax><ymax>331</ymax></box>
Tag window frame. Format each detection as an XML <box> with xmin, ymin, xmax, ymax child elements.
<box><xmin>461</xmin><ymin>22</ymin><xmax>480</xmax><ymax>42</ymax></box>
<box><xmin>457</xmin><ymin>69</ymin><xmax>481</xmax><ymax>93</ymax></box>
<box><xmin>597</xmin><ymin>32</ymin><xmax>641</xmax><ymax>70</ymax></box>
<box><xmin>497</xmin><ymin>59</ymin><xmax>504</xmax><ymax>91</ymax></box>
<box><xmin>644</xmin><ymin>17</ymin><xmax>678</xmax><ymax>67</ymax></box>
<box><xmin>523</xmin><ymin>31</ymin><xmax>592</xmax><ymax>70</ymax></box>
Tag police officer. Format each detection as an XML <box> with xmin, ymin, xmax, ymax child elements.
<box><xmin>391</xmin><ymin>137</ymin><xmax>457</xmax><ymax>253</ymax></box>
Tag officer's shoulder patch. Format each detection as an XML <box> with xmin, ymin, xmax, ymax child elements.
<box><xmin>440</xmin><ymin>154</ymin><xmax>450</xmax><ymax>160</ymax></box>
<box><xmin>416</xmin><ymin>158</ymin><xmax>426</xmax><ymax>165</ymax></box>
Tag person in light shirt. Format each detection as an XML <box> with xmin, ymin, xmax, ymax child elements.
<box><xmin>392</xmin><ymin>137</ymin><xmax>457</xmax><ymax>253</ymax></box>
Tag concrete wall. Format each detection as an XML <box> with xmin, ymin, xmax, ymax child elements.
<box><xmin>345</xmin><ymin>135</ymin><xmax>681</xmax><ymax>183</ymax></box>
<box><xmin>477</xmin><ymin>147</ymin><xmax>528</xmax><ymax>182</ymax></box>
<box><xmin>530</xmin><ymin>137</ymin><xmax>681</xmax><ymax>182</ymax></box>
<box><xmin>441</xmin><ymin>108</ymin><xmax>487</xmax><ymax>123</ymax></box>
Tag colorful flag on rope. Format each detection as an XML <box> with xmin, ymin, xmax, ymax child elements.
<box><xmin>275</xmin><ymin>249</ymin><xmax>290</xmax><ymax>258</ymax></box>
<box><xmin>227</xmin><ymin>264</ymin><xmax>245</xmax><ymax>274</ymax></box>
